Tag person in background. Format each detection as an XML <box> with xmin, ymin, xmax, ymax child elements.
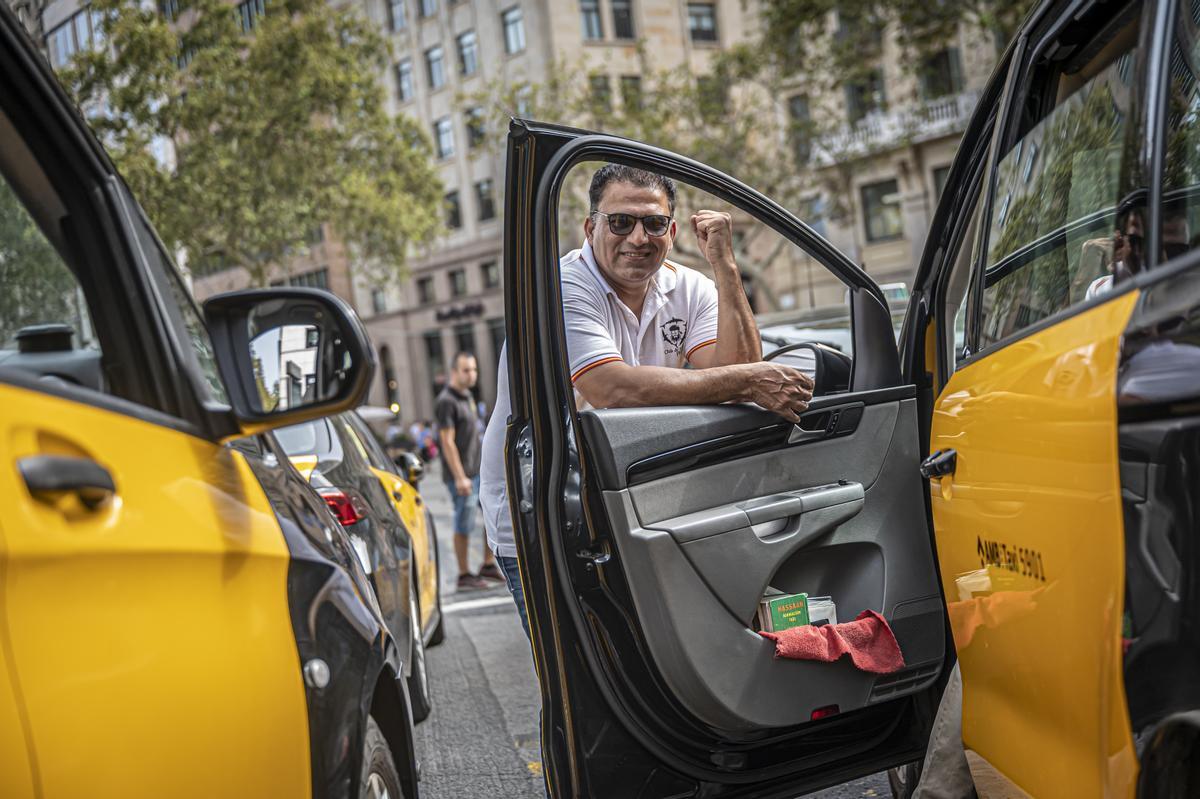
<box><xmin>436</xmin><ymin>351</ymin><xmax>503</xmax><ymax>590</ymax></box>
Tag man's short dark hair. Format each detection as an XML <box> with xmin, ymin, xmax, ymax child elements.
<box><xmin>451</xmin><ymin>351</ymin><xmax>476</xmax><ymax>368</ymax></box>
<box><xmin>588</xmin><ymin>164</ymin><xmax>676</xmax><ymax>217</ymax></box>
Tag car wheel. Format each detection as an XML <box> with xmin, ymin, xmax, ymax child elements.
<box><xmin>887</xmin><ymin>761</ymin><xmax>922</xmax><ymax>799</ymax></box>
<box><xmin>426</xmin><ymin>511</ymin><xmax>446</xmax><ymax>647</ymax></box>
<box><xmin>407</xmin><ymin>575</ymin><xmax>433</xmax><ymax>723</ymax></box>
<box><xmin>360</xmin><ymin>715</ymin><xmax>406</xmax><ymax>799</ymax></box>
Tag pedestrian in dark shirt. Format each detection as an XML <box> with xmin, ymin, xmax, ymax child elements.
<box><xmin>435</xmin><ymin>351</ymin><xmax>502</xmax><ymax>590</ymax></box>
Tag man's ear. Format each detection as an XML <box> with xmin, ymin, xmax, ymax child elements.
<box><xmin>584</xmin><ymin>214</ymin><xmax>595</xmax><ymax>244</ymax></box>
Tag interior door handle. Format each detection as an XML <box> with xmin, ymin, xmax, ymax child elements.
<box><xmin>920</xmin><ymin>449</ymin><xmax>957</xmax><ymax>479</ymax></box>
<box><xmin>18</xmin><ymin>455</ymin><xmax>115</xmax><ymax>509</ymax></box>
<box><xmin>787</xmin><ymin>425</ymin><xmax>827</xmax><ymax>444</ymax></box>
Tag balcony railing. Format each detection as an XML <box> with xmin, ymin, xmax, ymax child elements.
<box><xmin>813</xmin><ymin>89</ymin><xmax>981</xmax><ymax>165</ymax></box>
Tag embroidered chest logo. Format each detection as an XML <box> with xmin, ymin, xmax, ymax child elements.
<box><xmin>660</xmin><ymin>317</ymin><xmax>687</xmax><ymax>355</ymax></box>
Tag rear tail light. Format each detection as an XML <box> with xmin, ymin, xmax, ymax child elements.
<box><xmin>810</xmin><ymin>705</ymin><xmax>840</xmax><ymax>720</ymax></box>
<box><xmin>317</xmin><ymin>487</ymin><xmax>367</xmax><ymax>526</ymax></box>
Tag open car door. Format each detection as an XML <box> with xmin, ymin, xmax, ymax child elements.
<box><xmin>501</xmin><ymin>120</ymin><xmax>951</xmax><ymax>797</ymax></box>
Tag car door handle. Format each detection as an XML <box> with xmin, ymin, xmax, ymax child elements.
<box><xmin>920</xmin><ymin>449</ymin><xmax>957</xmax><ymax>479</ymax></box>
<box><xmin>18</xmin><ymin>455</ymin><xmax>115</xmax><ymax>510</ymax></box>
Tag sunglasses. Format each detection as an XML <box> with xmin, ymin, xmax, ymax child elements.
<box><xmin>593</xmin><ymin>212</ymin><xmax>672</xmax><ymax>237</ymax></box>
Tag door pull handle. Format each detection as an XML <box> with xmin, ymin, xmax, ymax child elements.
<box><xmin>18</xmin><ymin>455</ymin><xmax>116</xmax><ymax>510</ymax></box>
<box><xmin>920</xmin><ymin>449</ymin><xmax>957</xmax><ymax>479</ymax></box>
<box><xmin>788</xmin><ymin>425</ymin><xmax>827</xmax><ymax>444</ymax></box>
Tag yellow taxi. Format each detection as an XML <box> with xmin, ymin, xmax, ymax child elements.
<box><xmin>1</xmin><ymin>8</ymin><xmax>424</xmax><ymax>797</ymax></box>
<box><xmin>497</xmin><ymin>1</ymin><xmax>1200</xmax><ymax>797</ymax></box>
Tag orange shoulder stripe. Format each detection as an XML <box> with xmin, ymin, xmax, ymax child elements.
<box><xmin>686</xmin><ymin>339</ymin><xmax>718</xmax><ymax>360</ymax></box>
<box><xmin>571</xmin><ymin>356</ymin><xmax>623</xmax><ymax>382</ymax></box>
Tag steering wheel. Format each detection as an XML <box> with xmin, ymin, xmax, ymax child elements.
<box><xmin>763</xmin><ymin>341</ymin><xmax>852</xmax><ymax>395</ymax></box>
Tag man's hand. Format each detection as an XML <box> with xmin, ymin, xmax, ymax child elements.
<box><xmin>691</xmin><ymin>210</ymin><xmax>736</xmax><ymax>269</ymax></box>
<box><xmin>737</xmin><ymin>362</ymin><xmax>814</xmax><ymax>422</ymax></box>
<box><xmin>455</xmin><ymin>475</ymin><xmax>473</xmax><ymax>496</ymax></box>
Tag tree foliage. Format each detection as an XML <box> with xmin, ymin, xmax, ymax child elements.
<box><xmin>61</xmin><ymin>0</ymin><xmax>442</xmax><ymax>284</ymax></box>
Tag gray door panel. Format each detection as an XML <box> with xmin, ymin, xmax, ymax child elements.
<box><xmin>589</xmin><ymin>398</ymin><xmax>944</xmax><ymax>732</ymax></box>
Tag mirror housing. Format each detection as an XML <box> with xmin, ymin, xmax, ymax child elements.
<box><xmin>203</xmin><ymin>288</ymin><xmax>375</xmax><ymax>435</ymax></box>
<box><xmin>397</xmin><ymin>452</ymin><xmax>424</xmax><ymax>486</ymax></box>
<box><xmin>765</xmin><ymin>341</ymin><xmax>852</xmax><ymax>395</ymax></box>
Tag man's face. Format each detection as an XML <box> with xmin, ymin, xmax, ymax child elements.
<box><xmin>584</xmin><ymin>181</ymin><xmax>677</xmax><ymax>293</ymax></box>
<box><xmin>451</xmin><ymin>355</ymin><xmax>478</xmax><ymax>389</ymax></box>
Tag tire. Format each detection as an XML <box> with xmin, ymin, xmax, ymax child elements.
<box><xmin>426</xmin><ymin>511</ymin><xmax>446</xmax><ymax>647</ymax></box>
<box><xmin>360</xmin><ymin>715</ymin><xmax>406</xmax><ymax>799</ymax></box>
<box><xmin>406</xmin><ymin>574</ymin><xmax>434</xmax><ymax>723</ymax></box>
<box><xmin>887</xmin><ymin>761</ymin><xmax>922</xmax><ymax>799</ymax></box>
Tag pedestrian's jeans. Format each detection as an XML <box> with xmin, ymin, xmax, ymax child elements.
<box><xmin>445</xmin><ymin>475</ymin><xmax>481</xmax><ymax>535</ymax></box>
<box><xmin>497</xmin><ymin>555</ymin><xmax>530</xmax><ymax>641</ymax></box>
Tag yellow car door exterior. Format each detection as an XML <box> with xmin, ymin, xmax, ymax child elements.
<box><xmin>0</xmin><ymin>381</ymin><xmax>311</xmax><ymax>798</ymax></box>
<box><xmin>929</xmin><ymin>294</ymin><xmax>1139</xmax><ymax>797</ymax></box>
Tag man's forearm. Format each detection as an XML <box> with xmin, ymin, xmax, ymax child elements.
<box><xmin>439</xmin><ymin>432</ymin><xmax>468</xmax><ymax>482</ymax></box>
<box><xmin>711</xmin><ymin>262</ymin><xmax>762</xmax><ymax>366</ymax></box>
<box><xmin>582</xmin><ymin>363</ymin><xmax>750</xmax><ymax>408</ymax></box>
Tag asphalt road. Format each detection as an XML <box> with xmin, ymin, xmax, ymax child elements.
<box><xmin>414</xmin><ymin>472</ymin><xmax>891</xmax><ymax>799</ymax></box>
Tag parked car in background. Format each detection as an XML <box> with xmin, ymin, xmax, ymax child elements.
<box><xmin>275</xmin><ymin>411</ymin><xmax>445</xmax><ymax>722</ymax></box>
<box><xmin>0</xmin><ymin>7</ymin><xmax>422</xmax><ymax>796</ymax></box>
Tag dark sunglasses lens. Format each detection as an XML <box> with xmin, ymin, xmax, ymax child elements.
<box><xmin>644</xmin><ymin>215</ymin><xmax>670</xmax><ymax>236</ymax></box>
<box><xmin>607</xmin><ymin>214</ymin><xmax>635</xmax><ymax>234</ymax></box>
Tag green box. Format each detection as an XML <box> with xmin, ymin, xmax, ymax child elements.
<box><xmin>762</xmin><ymin>592</ymin><xmax>809</xmax><ymax>632</ymax></box>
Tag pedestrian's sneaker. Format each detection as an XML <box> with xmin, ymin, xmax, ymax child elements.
<box><xmin>477</xmin><ymin>562</ymin><xmax>505</xmax><ymax>583</ymax></box>
<box><xmin>456</xmin><ymin>573</ymin><xmax>489</xmax><ymax>591</ymax></box>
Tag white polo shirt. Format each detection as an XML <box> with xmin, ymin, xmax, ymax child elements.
<box><xmin>480</xmin><ymin>240</ymin><xmax>720</xmax><ymax>558</ymax></box>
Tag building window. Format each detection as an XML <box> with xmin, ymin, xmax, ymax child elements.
<box><xmin>434</xmin><ymin>117</ymin><xmax>455</xmax><ymax>159</ymax></box>
<box><xmin>426</xmin><ymin>46</ymin><xmax>445</xmax><ymax>89</ymax></box>
<box><xmin>416</xmin><ymin>276</ymin><xmax>435</xmax><ymax>304</ymax></box>
<box><xmin>487</xmin><ymin>317</ymin><xmax>505</xmax><ymax>364</ymax></box>
<box><xmin>620</xmin><ymin>75</ymin><xmax>642</xmax><ymax>110</ymax></box>
<box><xmin>419</xmin><ymin>0</ymin><xmax>437</xmax><ymax>17</ymax></box>
<box><xmin>48</xmin><ymin>8</ymin><xmax>103</xmax><ymax>69</ymax></box>
<box><xmin>861</xmin><ymin>179</ymin><xmax>903</xmax><ymax>242</ymax></box>
<box><xmin>422</xmin><ymin>330</ymin><xmax>445</xmax><ymax>396</ymax></box>
<box><xmin>449</xmin><ymin>269</ymin><xmax>468</xmax><ymax>297</ymax></box>
<box><xmin>276</xmin><ymin>268</ymin><xmax>329</xmax><ymax>289</ymax></box>
<box><xmin>476</xmin><ymin>178</ymin><xmax>497</xmax><ymax>221</ymax></box>
<box><xmin>687</xmin><ymin>3</ymin><xmax>717</xmax><ymax>43</ymax></box>
<box><xmin>846</xmin><ymin>69</ymin><xmax>886</xmax><ymax>125</ymax></box>
<box><xmin>919</xmin><ymin>48</ymin><xmax>964</xmax><ymax>101</ymax></box>
<box><xmin>590</xmin><ymin>74</ymin><xmax>611</xmax><ymax>109</ymax></box>
<box><xmin>396</xmin><ymin>59</ymin><xmax>414</xmax><ymax>102</ymax></box>
<box><xmin>159</xmin><ymin>0</ymin><xmax>179</xmax><ymax>21</ymax></box>
<box><xmin>515</xmin><ymin>86</ymin><xmax>532</xmax><ymax>116</ymax></box>
<box><xmin>237</xmin><ymin>0</ymin><xmax>265</xmax><ymax>32</ymax></box>
<box><xmin>389</xmin><ymin>0</ymin><xmax>407</xmax><ymax>31</ymax></box>
<box><xmin>481</xmin><ymin>261</ymin><xmax>500</xmax><ymax>288</ymax></box>
<box><xmin>581</xmin><ymin>0</ymin><xmax>603</xmax><ymax>40</ymax></box>
<box><xmin>933</xmin><ymin>166</ymin><xmax>951</xmax><ymax>201</ymax></box>
<box><xmin>611</xmin><ymin>0</ymin><xmax>635</xmax><ymax>39</ymax></box>
<box><xmin>465</xmin><ymin>106</ymin><xmax>487</xmax><ymax>149</ymax></box>
<box><xmin>371</xmin><ymin>288</ymin><xmax>387</xmax><ymax>315</ymax></box>
<box><xmin>454</xmin><ymin>322</ymin><xmax>476</xmax><ymax>355</ymax></box>
<box><xmin>457</xmin><ymin>31</ymin><xmax>478</xmax><ymax>76</ymax></box>
<box><xmin>502</xmin><ymin>7</ymin><xmax>525</xmax><ymax>54</ymax></box>
<box><xmin>445</xmin><ymin>191</ymin><xmax>462</xmax><ymax>229</ymax></box>
<box><xmin>787</xmin><ymin>94</ymin><xmax>811</xmax><ymax>163</ymax></box>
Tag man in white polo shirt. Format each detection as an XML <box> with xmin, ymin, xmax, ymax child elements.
<box><xmin>481</xmin><ymin>164</ymin><xmax>813</xmax><ymax>637</ymax></box>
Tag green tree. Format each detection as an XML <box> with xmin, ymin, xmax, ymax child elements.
<box><xmin>60</xmin><ymin>0</ymin><xmax>442</xmax><ymax>285</ymax></box>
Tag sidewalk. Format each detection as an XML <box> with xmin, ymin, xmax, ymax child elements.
<box><xmin>420</xmin><ymin>459</ymin><xmax>510</xmax><ymax>603</ymax></box>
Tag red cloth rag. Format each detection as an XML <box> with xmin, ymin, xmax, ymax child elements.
<box><xmin>760</xmin><ymin>610</ymin><xmax>905</xmax><ymax>674</ymax></box>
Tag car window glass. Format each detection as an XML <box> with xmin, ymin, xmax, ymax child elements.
<box><xmin>345</xmin><ymin>413</ymin><xmax>394</xmax><ymax>471</ymax></box>
<box><xmin>943</xmin><ymin>178</ymin><xmax>986</xmax><ymax>372</ymax></box>
<box><xmin>555</xmin><ymin>161</ymin><xmax>865</xmax><ymax>400</ymax></box>
<box><xmin>0</xmin><ymin>169</ymin><xmax>108</xmax><ymax>393</ymax></box>
<box><xmin>979</xmin><ymin>12</ymin><xmax>1143</xmax><ymax>350</ymax></box>
<box><xmin>126</xmin><ymin>196</ymin><xmax>228</xmax><ymax>405</ymax></box>
<box><xmin>1161</xmin><ymin>1</ymin><xmax>1200</xmax><ymax>263</ymax></box>
<box><xmin>275</xmin><ymin>417</ymin><xmax>335</xmax><ymax>459</ymax></box>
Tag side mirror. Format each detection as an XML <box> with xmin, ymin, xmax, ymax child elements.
<box><xmin>203</xmin><ymin>288</ymin><xmax>375</xmax><ymax>434</ymax></box>
<box><xmin>397</xmin><ymin>452</ymin><xmax>424</xmax><ymax>485</ymax></box>
<box><xmin>764</xmin><ymin>341</ymin><xmax>852</xmax><ymax>395</ymax></box>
